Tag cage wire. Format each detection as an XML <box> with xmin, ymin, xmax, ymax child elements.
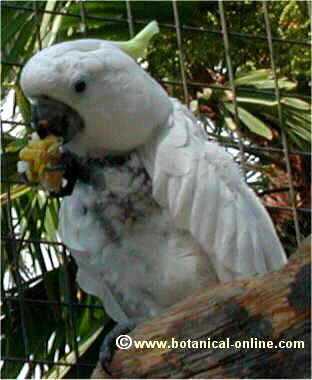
<box><xmin>1</xmin><ymin>1</ymin><xmax>311</xmax><ymax>378</ymax></box>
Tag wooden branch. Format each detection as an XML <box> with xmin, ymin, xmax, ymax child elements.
<box><xmin>92</xmin><ymin>237</ymin><xmax>311</xmax><ymax>379</ymax></box>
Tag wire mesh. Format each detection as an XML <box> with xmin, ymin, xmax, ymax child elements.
<box><xmin>1</xmin><ymin>1</ymin><xmax>311</xmax><ymax>378</ymax></box>
<box><xmin>218</xmin><ymin>0</ymin><xmax>246</xmax><ymax>175</ymax></box>
<box><xmin>262</xmin><ymin>1</ymin><xmax>301</xmax><ymax>245</ymax></box>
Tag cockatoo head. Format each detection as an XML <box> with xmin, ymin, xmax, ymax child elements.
<box><xmin>21</xmin><ymin>36</ymin><xmax>172</xmax><ymax>157</ymax></box>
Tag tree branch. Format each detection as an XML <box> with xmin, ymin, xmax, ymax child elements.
<box><xmin>92</xmin><ymin>237</ymin><xmax>311</xmax><ymax>379</ymax></box>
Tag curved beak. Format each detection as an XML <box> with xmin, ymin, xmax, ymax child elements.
<box><xmin>31</xmin><ymin>97</ymin><xmax>84</xmax><ymax>143</ymax></box>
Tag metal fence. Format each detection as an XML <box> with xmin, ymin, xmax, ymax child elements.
<box><xmin>1</xmin><ymin>1</ymin><xmax>311</xmax><ymax>378</ymax></box>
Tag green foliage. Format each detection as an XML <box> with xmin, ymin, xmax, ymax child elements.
<box><xmin>2</xmin><ymin>263</ymin><xmax>106</xmax><ymax>378</ymax></box>
<box><xmin>192</xmin><ymin>69</ymin><xmax>311</xmax><ymax>150</ymax></box>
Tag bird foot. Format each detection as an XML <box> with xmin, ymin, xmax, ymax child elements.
<box><xmin>99</xmin><ymin>318</ymin><xmax>144</xmax><ymax>374</ymax></box>
<box><xmin>47</xmin><ymin>151</ymin><xmax>80</xmax><ymax>196</ymax></box>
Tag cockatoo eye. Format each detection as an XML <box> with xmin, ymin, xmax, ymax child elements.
<box><xmin>74</xmin><ymin>80</ymin><xmax>87</xmax><ymax>93</ymax></box>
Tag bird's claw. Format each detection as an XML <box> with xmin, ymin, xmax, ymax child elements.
<box><xmin>47</xmin><ymin>151</ymin><xmax>82</xmax><ymax>197</ymax></box>
<box><xmin>99</xmin><ymin>318</ymin><xmax>144</xmax><ymax>374</ymax></box>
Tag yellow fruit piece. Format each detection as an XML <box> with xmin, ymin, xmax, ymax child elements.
<box><xmin>19</xmin><ymin>135</ymin><xmax>63</xmax><ymax>192</ymax></box>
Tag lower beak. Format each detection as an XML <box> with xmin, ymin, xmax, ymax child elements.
<box><xmin>31</xmin><ymin>97</ymin><xmax>84</xmax><ymax>143</ymax></box>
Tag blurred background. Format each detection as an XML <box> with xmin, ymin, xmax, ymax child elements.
<box><xmin>1</xmin><ymin>1</ymin><xmax>311</xmax><ymax>378</ymax></box>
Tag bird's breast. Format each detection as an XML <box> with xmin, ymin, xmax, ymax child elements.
<box><xmin>60</xmin><ymin>153</ymin><xmax>219</xmax><ymax>321</ymax></box>
<box><xmin>91</xmin><ymin>154</ymin><xmax>158</xmax><ymax>245</ymax></box>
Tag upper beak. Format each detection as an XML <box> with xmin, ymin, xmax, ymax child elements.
<box><xmin>31</xmin><ymin>97</ymin><xmax>84</xmax><ymax>143</ymax></box>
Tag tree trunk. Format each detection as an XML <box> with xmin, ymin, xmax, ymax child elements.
<box><xmin>92</xmin><ymin>237</ymin><xmax>311</xmax><ymax>379</ymax></box>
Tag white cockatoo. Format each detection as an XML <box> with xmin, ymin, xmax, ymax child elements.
<box><xmin>20</xmin><ymin>21</ymin><xmax>287</xmax><ymax>365</ymax></box>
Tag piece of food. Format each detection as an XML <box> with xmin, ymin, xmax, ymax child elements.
<box><xmin>18</xmin><ymin>134</ymin><xmax>64</xmax><ymax>192</ymax></box>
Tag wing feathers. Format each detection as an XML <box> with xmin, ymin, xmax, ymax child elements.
<box><xmin>149</xmin><ymin>100</ymin><xmax>287</xmax><ymax>282</ymax></box>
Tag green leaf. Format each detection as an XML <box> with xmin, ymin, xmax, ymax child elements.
<box><xmin>234</xmin><ymin>69</ymin><xmax>273</xmax><ymax>86</ymax></box>
<box><xmin>44</xmin><ymin>326</ymin><xmax>104</xmax><ymax>379</ymax></box>
<box><xmin>225</xmin><ymin>103</ymin><xmax>273</xmax><ymax>140</ymax></box>
<box><xmin>220</xmin><ymin>104</ymin><xmax>237</xmax><ymax>131</ymax></box>
<box><xmin>283</xmin><ymin>108</ymin><xmax>311</xmax><ymax>130</ymax></box>
<box><xmin>281</xmin><ymin>97</ymin><xmax>311</xmax><ymax>111</ymax></box>
<box><xmin>5</xmin><ymin>136</ymin><xmax>28</xmax><ymax>153</ymax></box>
<box><xmin>285</xmin><ymin>119</ymin><xmax>311</xmax><ymax>141</ymax></box>
<box><xmin>1</xmin><ymin>185</ymin><xmax>30</xmax><ymax>205</ymax></box>
<box><xmin>224</xmin><ymin>115</ymin><xmax>237</xmax><ymax>131</ymax></box>
<box><xmin>232</xmin><ymin>69</ymin><xmax>297</xmax><ymax>91</ymax></box>
<box><xmin>286</xmin><ymin>122</ymin><xmax>311</xmax><ymax>141</ymax></box>
<box><xmin>235</xmin><ymin>96</ymin><xmax>278</xmax><ymax>107</ymax></box>
<box><xmin>38</xmin><ymin>0</ymin><xmax>60</xmax><ymax>48</ymax></box>
<box><xmin>250</xmin><ymin>79</ymin><xmax>296</xmax><ymax>90</ymax></box>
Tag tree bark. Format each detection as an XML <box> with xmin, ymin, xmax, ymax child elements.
<box><xmin>91</xmin><ymin>237</ymin><xmax>311</xmax><ymax>379</ymax></box>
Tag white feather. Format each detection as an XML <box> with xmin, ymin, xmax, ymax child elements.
<box><xmin>140</xmin><ymin>99</ymin><xmax>287</xmax><ymax>281</ymax></box>
<box><xmin>23</xmin><ymin>37</ymin><xmax>287</xmax><ymax>322</ymax></box>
